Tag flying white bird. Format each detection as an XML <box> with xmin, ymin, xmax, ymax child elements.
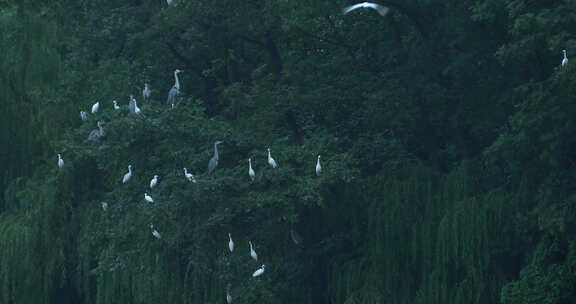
<box><xmin>228</xmin><ymin>233</ymin><xmax>234</xmax><ymax>252</ymax></box>
<box><xmin>252</xmin><ymin>264</ymin><xmax>265</xmax><ymax>277</ymax></box>
<box><xmin>122</xmin><ymin>165</ymin><xmax>133</xmax><ymax>183</ymax></box>
<box><xmin>248</xmin><ymin>158</ymin><xmax>256</xmax><ymax>181</ymax></box>
<box><xmin>80</xmin><ymin>111</ymin><xmax>88</xmax><ymax>122</ymax></box>
<box><xmin>150</xmin><ymin>224</ymin><xmax>161</xmax><ymax>239</ymax></box>
<box><xmin>249</xmin><ymin>241</ymin><xmax>258</xmax><ymax>261</ymax></box>
<box><xmin>57</xmin><ymin>154</ymin><xmax>64</xmax><ymax>169</ymax></box>
<box><xmin>150</xmin><ymin>175</ymin><xmax>158</xmax><ymax>189</ymax></box>
<box><xmin>143</xmin><ymin>83</ymin><xmax>151</xmax><ymax>102</ymax></box>
<box><xmin>144</xmin><ymin>192</ymin><xmax>154</xmax><ymax>203</ymax></box>
<box><xmin>562</xmin><ymin>50</ymin><xmax>568</xmax><ymax>68</ymax></box>
<box><xmin>267</xmin><ymin>148</ymin><xmax>278</xmax><ymax>169</ymax></box>
<box><xmin>343</xmin><ymin>2</ymin><xmax>390</xmax><ymax>16</ymax></box>
<box><xmin>113</xmin><ymin>100</ymin><xmax>120</xmax><ymax>110</ymax></box>
<box><xmin>226</xmin><ymin>285</ymin><xmax>232</xmax><ymax>304</ymax></box>
<box><xmin>91</xmin><ymin>101</ymin><xmax>100</xmax><ymax>114</ymax></box>
<box><xmin>316</xmin><ymin>155</ymin><xmax>322</xmax><ymax>176</ymax></box>
<box><xmin>101</xmin><ymin>202</ymin><xmax>108</xmax><ymax>211</ymax></box>
<box><xmin>183</xmin><ymin>168</ymin><xmax>197</xmax><ymax>183</ymax></box>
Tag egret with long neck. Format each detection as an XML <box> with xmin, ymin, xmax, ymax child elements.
<box><xmin>316</xmin><ymin>155</ymin><xmax>322</xmax><ymax>176</ymax></box>
<box><xmin>122</xmin><ymin>165</ymin><xmax>132</xmax><ymax>184</ymax></box>
<box><xmin>249</xmin><ymin>158</ymin><xmax>255</xmax><ymax>181</ymax></box>
<box><xmin>267</xmin><ymin>148</ymin><xmax>278</xmax><ymax>169</ymax></box>
<box><xmin>57</xmin><ymin>154</ymin><xmax>64</xmax><ymax>169</ymax></box>
<box><xmin>562</xmin><ymin>50</ymin><xmax>568</xmax><ymax>68</ymax></box>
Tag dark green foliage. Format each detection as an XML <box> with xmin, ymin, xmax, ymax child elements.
<box><xmin>2</xmin><ymin>0</ymin><xmax>576</xmax><ymax>304</ymax></box>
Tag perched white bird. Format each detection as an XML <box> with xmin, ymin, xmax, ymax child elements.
<box><xmin>562</xmin><ymin>50</ymin><xmax>568</xmax><ymax>68</ymax></box>
<box><xmin>144</xmin><ymin>192</ymin><xmax>154</xmax><ymax>203</ymax></box>
<box><xmin>80</xmin><ymin>111</ymin><xmax>88</xmax><ymax>122</ymax></box>
<box><xmin>122</xmin><ymin>165</ymin><xmax>133</xmax><ymax>183</ymax></box>
<box><xmin>150</xmin><ymin>224</ymin><xmax>161</xmax><ymax>239</ymax></box>
<box><xmin>134</xmin><ymin>100</ymin><xmax>141</xmax><ymax>115</ymax></box>
<box><xmin>91</xmin><ymin>101</ymin><xmax>100</xmax><ymax>114</ymax></box>
<box><xmin>57</xmin><ymin>154</ymin><xmax>64</xmax><ymax>169</ymax></box>
<box><xmin>113</xmin><ymin>100</ymin><xmax>120</xmax><ymax>110</ymax></box>
<box><xmin>267</xmin><ymin>148</ymin><xmax>278</xmax><ymax>169</ymax></box>
<box><xmin>150</xmin><ymin>175</ymin><xmax>158</xmax><ymax>189</ymax></box>
<box><xmin>183</xmin><ymin>168</ymin><xmax>196</xmax><ymax>183</ymax></box>
<box><xmin>228</xmin><ymin>233</ymin><xmax>234</xmax><ymax>252</ymax></box>
<box><xmin>248</xmin><ymin>158</ymin><xmax>256</xmax><ymax>181</ymax></box>
<box><xmin>316</xmin><ymin>155</ymin><xmax>322</xmax><ymax>176</ymax></box>
<box><xmin>252</xmin><ymin>264</ymin><xmax>265</xmax><ymax>277</ymax></box>
<box><xmin>343</xmin><ymin>2</ymin><xmax>389</xmax><ymax>16</ymax></box>
<box><xmin>226</xmin><ymin>286</ymin><xmax>232</xmax><ymax>304</ymax></box>
<box><xmin>101</xmin><ymin>202</ymin><xmax>108</xmax><ymax>211</ymax></box>
<box><xmin>249</xmin><ymin>241</ymin><xmax>258</xmax><ymax>261</ymax></box>
<box><xmin>166</xmin><ymin>0</ymin><xmax>174</xmax><ymax>6</ymax></box>
<box><xmin>143</xmin><ymin>83</ymin><xmax>151</xmax><ymax>101</ymax></box>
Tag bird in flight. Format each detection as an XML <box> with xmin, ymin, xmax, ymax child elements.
<box><xmin>343</xmin><ymin>2</ymin><xmax>389</xmax><ymax>17</ymax></box>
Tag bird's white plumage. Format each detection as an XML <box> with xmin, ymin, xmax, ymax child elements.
<box><xmin>343</xmin><ymin>2</ymin><xmax>389</xmax><ymax>16</ymax></box>
<box><xmin>80</xmin><ymin>111</ymin><xmax>88</xmax><ymax>121</ymax></box>
<box><xmin>150</xmin><ymin>175</ymin><xmax>158</xmax><ymax>189</ymax></box>
<box><xmin>150</xmin><ymin>224</ymin><xmax>161</xmax><ymax>239</ymax></box>
<box><xmin>143</xmin><ymin>83</ymin><xmax>151</xmax><ymax>101</ymax></box>
<box><xmin>267</xmin><ymin>148</ymin><xmax>278</xmax><ymax>169</ymax></box>
<box><xmin>249</xmin><ymin>158</ymin><xmax>256</xmax><ymax>181</ymax></box>
<box><xmin>249</xmin><ymin>241</ymin><xmax>258</xmax><ymax>261</ymax></box>
<box><xmin>91</xmin><ymin>101</ymin><xmax>100</xmax><ymax>114</ymax></box>
<box><xmin>562</xmin><ymin>50</ymin><xmax>568</xmax><ymax>67</ymax></box>
<box><xmin>113</xmin><ymin>100</ymin><xmax>120</xmax><ymax>110</ymax></box>
<box><xmin>228</xmin><ymin>233</ymin><xmax>234</xmax><ymax>252</ymax></box>
<box><xmin>226</xmin><ymin>287</ymin><xmax>232</xmax><ymax>304</ymax></box>
<box><xmin>101</xmin><ymin>202</ymin><xmax>108</xmax><ymax>211</ymax></box>
<box><xmin>122</xmin><ymin>165</ymin><xmax>132</xmax><ymax>183</ymax></box>
<box><xmin>316</xmin><ymin>155</ymin><xmax>322</xmax><ymax>176</ymax></box>
<box><xmin>252</xmin><ymin>264</ymin><xmax>265</xmax><ymax>277</ymax></box>
<box><xmin>134</xmin><ymin>100</ymin><xmax>141</xmax><ymax>115</ymax></box>
<box><xmin>183</xmin><ymin>168</ymin><xmax>197</xmax><ymax>183</ymax></box>
<box><xmin>144</xmin><ymin>192</ymin><xmax>154</xmax><ymax>203</ymax></box>
<box><xmin>57</xmin><ymin>154</ymin><xmax>64</xmax><ymax>169</ymax></box>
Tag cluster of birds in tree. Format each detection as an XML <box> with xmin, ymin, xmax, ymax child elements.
<box><xmin>57</xmin><ymin>1</ymin><xmax>572</xmax><ymax>301</ymax></box>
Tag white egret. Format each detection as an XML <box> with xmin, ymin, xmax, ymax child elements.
<box><xmin>267</xmin><ymin>148</ymin><xmax>278</xmax><ymax>169</ymax></box>
<box><xmin>343</xmin><ymin>2</ymin><xmax>389</xmax><ymax>16</ymax></box>
<box><xmin>144</xmin><ymin>192</ymin><xmax>154</xmax><ymax>203</ymax></box>
<box><xmin>134</xmin><ymin>100</ymin><xmax>142</xmax><ymax>115</ymax></box>
<box><xmin>150</xmin><ymin>224</ymin><xmax>161</xmax><ymax>239</ymax></box>
<box><xmin>113</xmin><ymin>100</ymin><xmax>120</xmax><ymax>110</ymax></box>
<box><xmin>166</xmin><ymin>0</ymin><xmax>174</xmax><ymax>6</ymax></box>
<box><xmin>167</xmin><ymin>69</ymin><xmax>184</xmax><ymax>107</ymax></box>
<box><xmin>87</xmin><ymin>121</ymin><xmax>105</xmax><ymax>142</ymax></box>
<box><xmin>252</xmin><ymin>265</ymin><xmax>265</xmax><ymax>277</ymax></box>
<box><xmin>57</xmin><ymin>154</ymin><xmax>64</xmax><ymax>169</ymax></box>
<box><xmin>129</xmin><ymin>95</ymin><xmax>136</xmax><ymax>114</ymax></box>
<box><xmin>208</xmin><ymin>141</ymin><xmax>224</xmax><ymax>174</ymax></box>
<box><xmin>91</xmin><ymin>101</ymin><xmax>100</xmax><ymax>114</ymax></box>
<box><xmin>143</xmin><ymin>83</ymin><xmax>151</xmax><ymax>102</ymax></box>
<box><xmin>122</xmin><ymin>165</ymin><xmax>133</xmax><ymax>183</ymax></box>
<box><xmin>562</xmin><ymin>50</ymin><xmax>568</xmax><ymax>68</ymax></box>
<box><xmin>150</xmin><ymin>175</ymin><xmax>158</xmax><ymax>189</ymax></box>
<box><xmin>80</xmin><ymin>111</ymin><xmax>88</xmax><ymax>122</ymax></box>
<box><xmin>183</xmin><ymin>168</ymin><xmax>197</xmax><ymax>183</ymax></box>
<box><xmin>248</xmin><ymin>158</ymin><xmax>256</xmax><ymax>181</ymax></box>
<box><xmin>101</xmin><ymin>202</ymin><xmax>108</xmax><ymax>211</ymax></box>
<box><xmin>226</xmin><ymin>286</ymin><xmax>232</xmax><ymax>304</ymax></box>
<box><xmin>249</xmin><ymin>241</ymin><xmax>258</xmax><ymax>261</ymax></box>
<box><xmin>316</xmin><ymin>155</ymin><xmax>322</xmax><ymax>176</ymax></box>
<box><xmin>228</xmin><ymin>233</ymin><xmax>234</xmax><ymax>252</ymax></box>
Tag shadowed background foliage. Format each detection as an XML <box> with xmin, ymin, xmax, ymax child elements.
<box><xmin>1</xmin><ymin>1</ymin><xmax>576</xmax><ymax>304</ymax></box>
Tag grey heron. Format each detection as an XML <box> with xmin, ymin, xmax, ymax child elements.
<box><xmin>208</xmin><ymin>141</ymin><xmax>224</xmax><ymax>174</ymax></box>
<box><xmin>87</xmin><ymin>121</ymin><xmax>105</xmax><ymax>142</ymax></box>
<box><xmin>167</xmin><ymin>69</ymin><xmax>183</xmax><ymax>107</ymax></box>
<box><xmin>143</xmin><ymin>83</ymin><xmax>151</xmax><ymax>102</ymax></box>
<box><xmin>343</xmin><ymin>2</ymin><xmax>389</xmax><ymax>16</ymax></box>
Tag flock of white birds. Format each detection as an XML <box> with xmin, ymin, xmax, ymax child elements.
<box><xmin>56</xmin><ymin>1</ymin><xmax>572</xmax><ymax>301</ymax></box>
